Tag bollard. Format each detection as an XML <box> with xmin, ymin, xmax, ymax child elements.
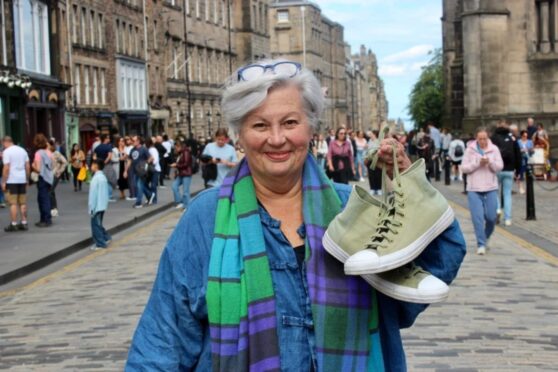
<box><xmin>526</xmin><ymin>165</ymin><xmax>536</xmax><ymax>220</ymax></box>
<box><xmin>444</xmin><ymin>156</ymin><xmax>451</xmax><ymax>185</ymax></box>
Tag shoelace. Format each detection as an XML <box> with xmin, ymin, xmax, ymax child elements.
<box><xmin>365</xmin><ymin>124</ymin><xmax>406</xmax><ymax>251</ymax></box>
<box><xmin>390</xmin><ymin>262</ymin><xmax>425</xmax><ymax>279</ymax></box>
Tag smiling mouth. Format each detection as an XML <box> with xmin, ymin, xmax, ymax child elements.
<box><xmin>265</xmin><ymin>151</ymin><xmax>291</xmax><ymax>161</ymax></box>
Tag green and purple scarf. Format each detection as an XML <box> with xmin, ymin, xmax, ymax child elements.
<box><xmin>206</xmin><ymin>154</ymin><xmax>384</xmax><ymax>371</ymax></box>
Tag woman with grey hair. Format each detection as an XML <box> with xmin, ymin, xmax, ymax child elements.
<box><xmin>126</xmin><ymin>59</ymin><xmax>465</xmax><ymax>371</ymax></box>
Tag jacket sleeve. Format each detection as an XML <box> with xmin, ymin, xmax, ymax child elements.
<box><xmin>394</xmin><ymin>219</ymin><xmax>467</xmax><ymax>328</ymax></box>
<box><xmin>126</xmin><ymin>193</ymin><xmax>215</xmax><ymax>371</ymax></box>
<box><xmin>88</xmin><ymin>177</ymin><xmax>98</xmax><ymax>214</ymax></box>
<box><xmin>460</xmin><ymin>147</ymin><xmax>479</xmax><ymax>174</ymax></box>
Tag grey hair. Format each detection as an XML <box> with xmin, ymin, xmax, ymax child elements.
<box><xmin>221</xmin><ymin>59</ymin><xmax>325</xmax><ymax>134</ymax></box>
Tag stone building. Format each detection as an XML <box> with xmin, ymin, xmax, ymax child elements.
<box><xmin>443</xmin><ymin>0</ymin><xmax>558</xmax><ymax>152</ymax></box>
<box><xmin>0</xmin><ymin>0</ymin><xmax>68</xmax><ymax>150</ymax></box>
<box><xmin>268</xmin><ymin>0</ymin><xmax>388</xmax><ymax>132</ymax></box>
<box><xmin>269</xmin><ymin>0</ymin><xmax>348</xmax><ymax>132</ymax></box>
<box><xmin>349</xmin><ymin>45</ymin><xmax>388</xmax><ymax>131</ymax></box>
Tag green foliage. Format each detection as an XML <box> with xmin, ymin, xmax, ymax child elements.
<box><xmin>408</xmin><ymin>48</ymin><xmax>444</xmax><ymax>129</ymax></box>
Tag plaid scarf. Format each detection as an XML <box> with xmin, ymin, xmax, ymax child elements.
<box><xmin>207</xmin><ymin>154</ymin><xmax>384</xmax><ymax>371</ymax></box>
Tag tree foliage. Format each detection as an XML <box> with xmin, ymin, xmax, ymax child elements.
<box><xmin>408</xmin><ymin>48</ymin><xmax>444</xmax><ymax>129</ymax></box>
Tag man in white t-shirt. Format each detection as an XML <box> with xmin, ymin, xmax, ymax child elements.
<box><xmin>202</xmin><ymin>129</ymin><xmax>237</xmax><ymax>188</ymax></box>
<box><xmin>1</xmin><ymin>136</ymin><xmax>30</xmax><ymax>231</ymax></box>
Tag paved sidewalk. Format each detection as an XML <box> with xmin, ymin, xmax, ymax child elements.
<box><xmin>0</xmin><ymin>175</ymin><xmax>205</xmax><ymax>285</ymax></box>
<box><xmin>433</xmin><ymin>177</ymin><xmax>558</xmax><ymax>256</ymax></box>
<box><xmin>0</xmin><ymin>189</ymin><xmax>557</xmax><ymax>370</ymax></box>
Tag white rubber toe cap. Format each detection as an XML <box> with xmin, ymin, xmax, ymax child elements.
<box><xmin>418</xmin><ymin>275</ymin><xmax>449</xmax><ymax>296</ymax></box>
<box><xmin>344</xmin><ymin>250</ymin><xmax>381</xmax><ymax>275</ymax></box>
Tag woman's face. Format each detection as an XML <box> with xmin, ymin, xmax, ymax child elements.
<box><xmin>238</xmin><ymin>84</ymin><xmax>312</xmax><ymax>183</ymax></box>
<box><xmin>336</xmin><ymin>129</ymin><xmax>347</xmax><ymax>141</ymax></box>
<box><xmin>476</xmin><ymin>131</ymin><xmax>489</xmax><ymax>149</ymax></box>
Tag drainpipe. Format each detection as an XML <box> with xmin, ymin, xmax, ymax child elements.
<box><xmin>1</xmin><ymin>0</ymin><xmax>7</xmax><ymax>65</ymax></box>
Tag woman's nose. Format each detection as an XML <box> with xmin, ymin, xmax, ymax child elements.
<box><xmin>267</xmin><ymin>126</ymin><xmax>286</xmax><ymax>146</ymax></box>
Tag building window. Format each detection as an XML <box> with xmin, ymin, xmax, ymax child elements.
<box><xmin>75</xmin><ymin>64</ymin><xmax>81</xmax><ymax>104</ymax></box>
<box><xmin>172</xmin><ymin>45</ymin><xmax>178</xmax><ymax>79</ymax></box>
<box><xmin>93</xmin><ymin>67</ymin><xmax>98</xmax><ymax>104</ymax></box>
<box><xmin>101</xmin><ymin>69</ymin><xmax>106</xmax><ymax>104</ymax></box>
<box><xmin>153</xmin><ymin>20</ymin><xmax>158</xmax><ymax>50</ymax></box>
<box><xmin>535</xmin><ymin>0</ymin><xmax>557</xmax><ymax>53</ymax></box>
<box><xmin>98</xmin><ymin>14</ymin><xmax>104</xmax><ymax>49</ymax></box>
<box><xmin>84</xmin><ymin>66</ymin><xmax>90</xmax><ymax>104</ymax></box>
<box><xmin>222</xmin><ymin>0</ymin><xmax>226</xmax><ymax>27</ymax></box>
<box><xmin>81</xmin><ymin>7</ymin><xmax>87</xmax><ymax>45</ymax></box>
<box><xmin>205</xmin><ymin>0</ymin><xmax>209</xmax><ymax>21</ymax></box>
<box><xmin>195</xmin><ymin>0</ymin><xmax>200</xmax><ymax>18</ymax></box>
<box><xmin>135</xmin><ymin>26</ymin><xmax>140</xmax><ymax>56</ymax></box>
<box><xmin>90</xmin><ymin>10</ymin><xmax>95</xmax><ymax>47</ymax></box>
<box><xmin>117</xmin><ymin>59</ymin><xmax>147</xmax><ymax>110</ymax></box>
<box><xmin>13</xmin><ymin>0</ymin><xmax>51</xmax><ymax>75</ymax></box>
<box><xmin>72</xmin><ymin>5</ymin><xmax>78</xmax><ymax>43</ymax></box>
<box><xmin>277</xmin><ymin>9</ymin><xmax>289</xmax><ymax>23</ymax></box>
<box><xmin>116</xmin><ymin>20</ymin><xmax>120</xmax><ymax>52</ymax></box>
<box><xmin>186</xmin><ymin>0</ymin><xmax>190</xmax><ymax>15</ymax></box>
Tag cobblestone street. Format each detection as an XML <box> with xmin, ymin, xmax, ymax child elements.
<box><xmin>1</xmin><ymin>192</ymin><xmax>557</xmax><ymax>370</ymax></box>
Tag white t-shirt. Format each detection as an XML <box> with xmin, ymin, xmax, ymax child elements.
<box><xmin>3</xmin><ymin>145</ymin><xmax>29</xmax><ymax>184</ymax></box>
<box><xmin>202</xmin><ymin>142</ymin><xmax>237</xmax><ymax>187</ymax></box>
<box><xmin>148</xmin><ymin>147</ymin><xmax>161</xmax><ymax>172</ymax></box>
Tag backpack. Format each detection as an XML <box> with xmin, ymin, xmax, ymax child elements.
<box><xmin>134</xmin><ymin>159</ymin><xmax>148</xmax><ymax>179</ymax></box>
<box><xmin>494</xmin><ymin>134</ymin><xmax>516</xmax><ymax>166</ymax></box>
<box><xmin>454</xmin><ymin>143</ymin><xmax>464</xmax><ymax>157</ymax></box>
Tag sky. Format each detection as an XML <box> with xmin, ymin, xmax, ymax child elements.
<box><xmin>314</xmin><ymin>0</ymin><xmax>442</xmax><ymax>128</ymax></box>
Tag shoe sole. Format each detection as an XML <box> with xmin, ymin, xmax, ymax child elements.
<box><xmin>360</xmin><ymin>274</ymin><xmax>450</xmax><ymax>304</ymax></box>
<box><xmin>324</xmin><ymin>206</ymin><xmax>455</xmax><ymax>275</ymax></box>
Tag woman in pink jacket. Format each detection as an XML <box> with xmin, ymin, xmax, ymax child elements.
<box><xmin>461</xmin><ymin>127</ymin><xmax>504</xmax><ymax>255</ymax></box>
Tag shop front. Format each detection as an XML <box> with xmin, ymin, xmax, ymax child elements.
<box><xmin>117</xmin><ymin>111</ymin><xmax>149</xmax><ymax>137</ymax></box>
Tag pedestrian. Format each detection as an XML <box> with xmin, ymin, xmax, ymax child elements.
<box><xmin>88</xmin><ymin>159</ymin><xmax>111</xmax><ymax>250</ymax></box>
<box><xmin>124</xmin><ymin>136</ymin><xmax>136</xmax><ymax>200</ymax></box>
<box><xmin>428</xmin><ymin>122</ymin><xmax>442</xmax><ymax>180</ymax></box>
<box><xmin>70</xmin><ymin>143</ymin><xmax>86</xmax><ymax>191</ymax></box>
<box><xmin>0</xmin><ymin>142</ymin><xmax>5</xmax><ymax>208</ymax></box>
<box><xmin>145</xmin><ymin>138</ymin><xmax>161</xmax><ymax>205</ymax></box>
<box><xmin>115</xmin><ymin>137</ymin><xmax>129</xmax><ymax>199</ymax></box>
<box><xmin>417</xmin><ymin>129</ymin><xmax>436</xmax><ymax>181</ymax></box>
<box><xmin>326</xmin><ymin>127</ymin><xmax>355</xmax><ymax>184</ymax></box>
<box><xmin>170</xmin><ymin>141</ymin><xmax>192</xmax><ymax>210</ymax></box>
<box><xmin>461</xmin><ymin>127</ymin><xmax>504</xmax><ymax>255</ymax></box>
<box><xmin>355</xmin><ymin>130</ymin><xmax>368</xmax><ymax>182</ymax></box>
<box><xmin>365</xmin><ymin>129</ymin><xmax>382</xmax><ymax>195</ymax></box>
<box><xmin>448</xmin><ymin>136</ymin><xmax>465</xmax><ymax>181</ymax></box>
<box><xmin>2</xmin><ymin>136</ymin><xmax>30</xmax><ymax>232</ymax></box>
<box><xmin>532</xmin><ymin>123</ymin><xmax>551</xmax><ymax>178</ymax></box>
<box><xmin>162</xmin><ymin>134</ymin><xmax>173</xmax><ymax>180</ymax></box>
<box><xmin>315</xmin><ymin>133</ymin><xmax>328</xmax><ymax>170</ymax></box>
<box><xmin>155</xmin><ymin>135</ymin><xmax>167</xmax><ymax>187</ymax></box>
<box><xmin>517</xmin><ymin>130</ymin><xmax>533</xmax><ymax>193</ymax></box>
<box><xmin>48</xmin><ymin>139</ymin><xmax>68</xmax><ymax>217</ymax></box>
<box><xmin>31</xmin><ymin>134</ymin><xmax>54</xmax><ymax>227</ymax></box>
<box><xmin>93</xmin><ymin>134</ymin><xmax>116</xmax><ymax>201</ymax></box>
<box><xmin>125</xmin><ymin>135</ymin><xmax>153</xmax><ymax>209</ymax></box>
<box><xmin>526</xmin><ymin>117</ymin><xmax>537</xmax><ymax>140</ymax></box>
<box><xmin>491</xmin><ymin>120</ymin><xmax>521</xmax><ymax>226</ymax></box>
<box><xmin>201</xmin><ymin>128</ymin><xmax>237</xmax><ymax>188</ymax></box>
<box><xmin>126</xmin><ymin>58</ymin><xmax>465</xmax><ymax>371</ymax></box>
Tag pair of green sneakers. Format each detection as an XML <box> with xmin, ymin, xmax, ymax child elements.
<box><xmin>323</xmin><ymin>137</ymin><xmax>455</xmax><ymax>303</ymax></box>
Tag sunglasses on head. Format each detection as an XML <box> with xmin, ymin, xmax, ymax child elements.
<box><xmin>237</xmin><ymin>61</ymin><xmax>302</xmax><ymax>82</ymax></box>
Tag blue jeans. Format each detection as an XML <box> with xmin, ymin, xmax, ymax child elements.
<box><xmin>172</xmin><ymin>176</ymin><xmax>192</xmax><ymax>207</ymax></box>
<box><xmin>497</xmin><ymin>171</ymin><xmax>514</xmax><ymax>221</ymax></box>
<box><xmin>317</xmin><ymin>156</ymin><xmax>326</xmax><ymax>171</ymax></box>
<box><xmin>468</xmin><ymin>190</ymin><xmax>498</xmax><ymax>247</ymax></box>
<box><xmin>108</xmin><ymin>184</ymin><xmax>113</xmax><ymax>200</ymax></box>
<box><xmin>356</xmin><ymin>149</ymin><xmax>366</xmax><ymax>178</ymax></box>
<box><xmin>91</xmin><ymin>211</ymin><xmax>111</xmax><ymax>248</ymax></box>
<box><xmin>149</xmin><ymin>171</ymin><xmax>159</xmax><ymax>204</ymax></box>
<box><xmin>37</xmin><ymin>177</ymin><xmax>52</xmax><ymax>223</ymax></box>
<box><xmin>135</xmin><ymin>176</ymin><xmax>152</xmax><ymax>206</ymax></box>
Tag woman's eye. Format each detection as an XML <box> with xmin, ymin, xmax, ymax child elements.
<box><xmin>252</xmin><ymin>123</ymin><xmax>267</xmax><ymax>130</ymax></box>
<box><xmin>284</xmin><ymin>119</ymin><xmax>298</xmax><ymax>127</ymax></box>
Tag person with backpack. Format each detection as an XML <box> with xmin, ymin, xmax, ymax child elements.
<box><xmin>448</xmin><ymin>136</ymin><xmax>466</xmax><ymax>181</ymax></box>
<box><xmin>124</xmin><ymin>135</ymin><xmax>153</xmax><ymax>209</ymax></box>
<box><xmin>170</xmin><ymin>141</ymin><xmax>194</xmax><ymax>210</ymax></box>
<box><xmin>31</xmin><ymin>134</ymin><xmax>54</xmax><ymax>227</ymax></box>
<box><xmin>491</xmin><ymin>120</ymin><xmax>521</xmax><ymax>226</ymax></box>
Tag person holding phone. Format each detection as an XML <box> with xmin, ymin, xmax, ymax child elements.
<box><xmin>201</xmin><ymin>128</ymin><xmax>237</xmax><ymax>187</ymax></box>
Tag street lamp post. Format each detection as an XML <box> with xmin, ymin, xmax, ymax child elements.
<box><xmin>206</xmin><ymin>110</ymin><xmax>212</xmax><ymax>138</ymax></box>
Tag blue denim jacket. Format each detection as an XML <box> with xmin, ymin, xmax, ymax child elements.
<box><xmin>126</xmin><ymin>184</ymin><xmax>466</xmax><ymax>371</ymax></box>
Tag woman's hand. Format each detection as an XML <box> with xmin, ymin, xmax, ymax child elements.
<box><xmin>375</xmin><ymin>138</ymin><xmax>411</xmax><ymax>178</ymax></box>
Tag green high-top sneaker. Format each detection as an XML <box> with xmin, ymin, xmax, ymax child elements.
<box><xmin>323</xmin><ymin>183</ymin><xmax>450</xmax><ymax>304</ymax></box>
<box><xmin>361</xmin><ymin>263</ymin><xmax>450</xmax><ymax>304</ymax></box>
<box><xmin>323</xmin><ymin>184</ymin><xmax>384</xmax><ymax>262</ymax></box>
<box><xmin>344</xmin><ymin>158</ymin><xmax>455</xmax><ymax>275</ymax></box>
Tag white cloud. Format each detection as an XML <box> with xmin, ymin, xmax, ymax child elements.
<box><xmin>410</xmin><ymin>61</ymin><xmax>428</xmax><ymax>71</ymax></box>
<box><xmin>378</xmin><ymin>64</ymin><xmax>407</xmax><ymax>77</ymax></box>
<box><xmin>382</xmin><ymin>45</ymin><xmax>434</xmax><ymax>63</ymax></box>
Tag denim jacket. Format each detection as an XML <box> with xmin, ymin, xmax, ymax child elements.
<box><xmin>126</xmin><ymin>184</ymin><xmax>466</xmax><ymax>371</ymax></box>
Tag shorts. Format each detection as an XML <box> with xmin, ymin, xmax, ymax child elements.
<box><xmin>452</xmin><ymin>160</ymin><xmax>462</xmax><ymax>166</ymax></box>
<box><xmin>6</xmin><ymin>183</ymin><xmax>27</xmax><ymax>205</ymax></box>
